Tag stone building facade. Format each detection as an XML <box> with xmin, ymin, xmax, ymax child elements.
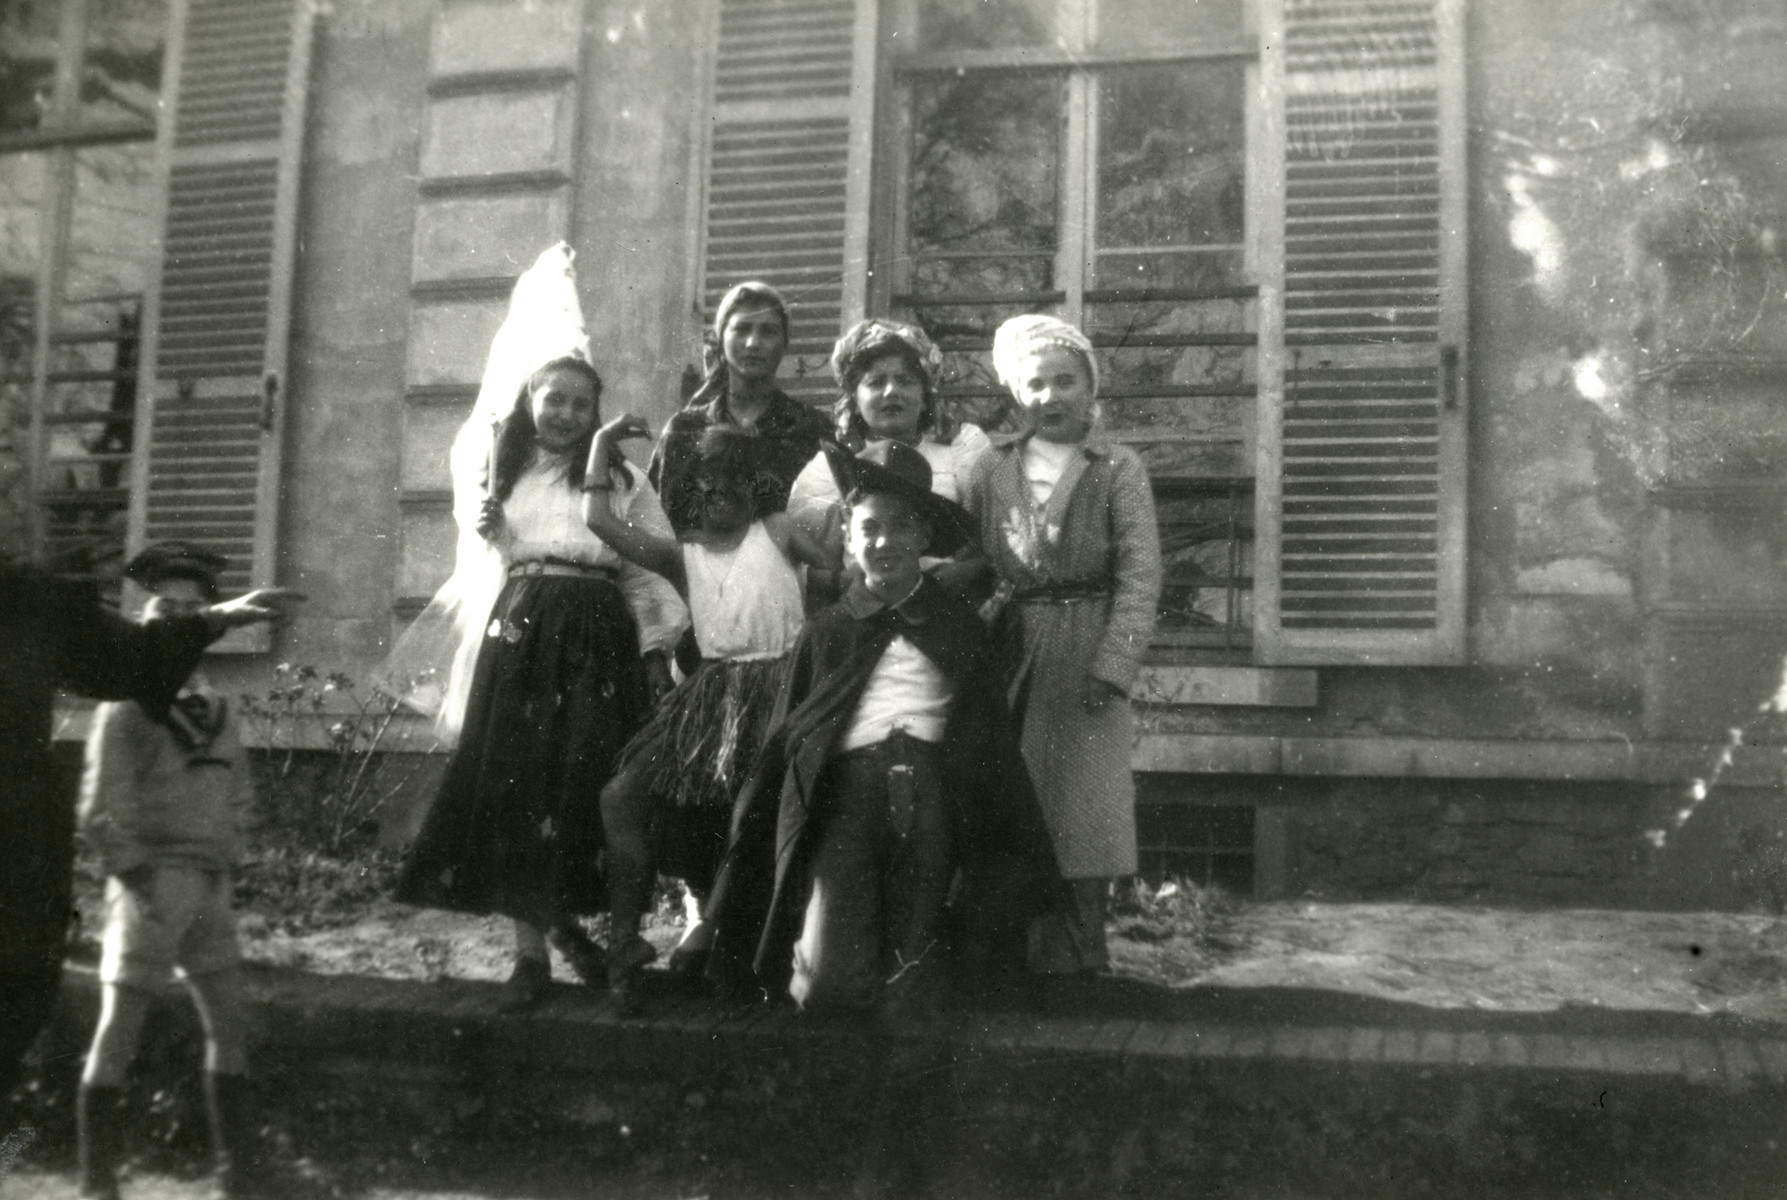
<box><xmin>8</xmin><ymin>0</ymin><xmax>1784</xmax><ymax>907</ymax></box>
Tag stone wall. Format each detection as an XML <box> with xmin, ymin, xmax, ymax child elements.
<box><xmin>1154</xmin><ymin>772</ymin><xmax>1787</xmax><ymax>911</ymax></box>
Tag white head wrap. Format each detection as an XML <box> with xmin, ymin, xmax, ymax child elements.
<box><xmin>378</xmin><ymin>243</ymin><xmax>593</xmax><ymax>742</ymax></box>
<box><xmin>991</xmin><ymin>313</ymin><xmax>1099</xmax><ymax>398</ymax></box>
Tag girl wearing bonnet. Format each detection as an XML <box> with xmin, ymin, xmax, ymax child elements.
<box><xmin>959</xmin><ymin>313</ymin><xmax>1163</xmax><ymax>975</ymax></box>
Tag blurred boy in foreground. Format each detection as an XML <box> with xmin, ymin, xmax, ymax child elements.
<box><xmin>76</xmin><ymin>543</ymin><xmax>264</xmax><ymax>1200</ymax></box>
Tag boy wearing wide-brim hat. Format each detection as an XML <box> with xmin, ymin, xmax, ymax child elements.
<box><xmin>708</xmin><ymin>440</ymin><xmax>1061</xmax><ymax>1014</ymax></box>
<box><xmin>705</xmin><ymin>442</ymin><xmax>1062</xmax><ymax>1193</ymax></box>
<box><xmin>77</xmin><ymin>543</ymin><xmax>263</xmax><ymax>1199</ymax></box>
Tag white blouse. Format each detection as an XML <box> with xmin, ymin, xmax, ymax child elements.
<box><xmin>1020</xmin><ymin>436</ymin><xmax>1078</xmax><ymax>507</ymax></box>
<box><xmin>494</xmin><ymin>453</ymin><xmax>689</xmax><ymax>655</ymax></box>
<box><xmin>786</xmin><ymin>424</ymin><xmax>992</xmax><ymax>546</ymax></box>
<box><xmin>684</xmin><ymin>520</ymin><xmax>804</xmax><ymax>660</ymax></box>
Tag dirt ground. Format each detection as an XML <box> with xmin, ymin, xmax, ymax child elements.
<box><xmin>11</xmin><ymin>878</ymin><xmax>1786</xmax><ymax>1200</ymax></box>
<box><xmin>219</xmin><ymin>888</ymin><xmax>1787</xmax><ymax>1024</ymax></box>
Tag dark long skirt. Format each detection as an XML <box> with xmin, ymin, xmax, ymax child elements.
<box><xmin>396</xmin><ymin>571</ymin><xmax>650</xmax><ymax>927</ymax></box>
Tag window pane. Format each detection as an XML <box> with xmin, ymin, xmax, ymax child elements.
<box><xmin>0</xmin><ymin>5</ymin><xmax>57</xmax><ymax>134</ymax></box>
<box><xmin>1098</xmin><ymin>248</ymin><xmax>1246</xmax><ymax>294</ymax></box>
<box><xmin>1155</xmin><ymin>482</ymin><xmax>1255</xmax><ymax>644</ymax></box>
<box><xmin>0</xmin><ymin>152</ymin><xmax>44</xmax><ymax>559</ymax></box>
<box><xmin>85</xmin><ymin>0</ymin><xmax>166</xmax><ymax>128</ymax></box>
<box><xmin>1096</xmin><ymin>0</ymin><xmax>1246</xmax><ymax>49</ymax></box>
<box><xmin>1097</xmin><ymin>62</ymin><xmax>1245</xmax><ymax>263</ymax></box>
<box><xmin>910</xmin><ymin>255</ymin><xmax>1055</xmax><ymax>301</ymax></box>
<box><xmin>910</xmin><ymin>72</ymin><xmax>1062</xmax><ymax>257</ymax></box>
<box><xmin>40</xmin><ymin>143</ymin><xmax>156</xmax><ymax>584</ymax></box>
<box><xmin>71</xmin><ymin>144</ymin><xmax>158</xmax><ymax>301</ymax></box>
<box><xmin>1</xmin><ymin>0</ymin><xmax>164</xmax><ymax>135</ymax></box>
<box><xmin>913</xmin><ymin>0</ymin><xmax>1057</xmax><ymax>51</ymax></box>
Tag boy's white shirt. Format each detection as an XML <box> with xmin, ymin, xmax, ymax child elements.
<box><xmin>839</xmin><ymin>633</ymin><xmax>952</xmax><ymax>751</ymax></box>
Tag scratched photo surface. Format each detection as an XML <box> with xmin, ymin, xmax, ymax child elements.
<box><xmin>3</xmin><ymin>0</ymin><xmax>1786</xmax><ymax>1197</ymax></box>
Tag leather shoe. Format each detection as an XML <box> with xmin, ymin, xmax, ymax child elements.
<box><xmin>607</xmin><ymin>935</ymin><xmax>657</xmax><ymax>1017</ymax></box>
<box><xmin>496</xmin><ymin>955</ymin><xmax>551</xmax><ymax>1012</ymax></box>
<box><xmin>548</xmin><ymin>924</ymin><xmax>605</xmax><ymax>990</ymax></box>
<box><xmin>667</xmin><ymin>918</ymin><xmax>715</xmax><ymax>977</ymax></box>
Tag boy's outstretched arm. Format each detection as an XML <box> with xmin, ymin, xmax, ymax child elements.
<box><xmin>584</xmin><ymin>414</ymin><xmax>687</xmax><ymax>591</ymax></box>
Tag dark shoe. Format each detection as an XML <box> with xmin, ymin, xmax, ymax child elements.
<box><xmin>496</xmin><ymin>955</ymin><xmax>551</xmax><ymax>1013</ymax></box>
<box><xmin>548</xmin><ymin>923</ymin><xmax>605</xmax><ymax>990</ymax></box>
<box><xmin>77</xmin><ymin>1083</ymin><xmax>125</xmax><ymax>1200</ymax></box>
<box><xmin>607</xmin><ymin>935</ymin><xmax>657</xmax><ymax>1017</ymax></box>
<box><xmin>666</xmin><ymin>919</ymin><xmax>714</xmax><ymax>978</ymax></box>
<box><xmin>205</xmin><ymin>1072</ymin><xmax>265</xmax><ymax>1199</ymax></box>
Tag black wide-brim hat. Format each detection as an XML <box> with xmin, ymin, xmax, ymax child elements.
<box><xmin>124</xmin><ymin>541</ymin><xmax>227</xmax><ymax>595</ymax></box>
<box><xmin>822</xmin><ymin>439</ymin><xmax>976</xmax><ymax>559</ymax></box>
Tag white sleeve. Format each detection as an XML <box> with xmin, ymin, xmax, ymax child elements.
<box><xmin>950</xmin><ymin>423</ymin><xmax>993</xmax><ymax>478</ymax></box>
<box><xmin>786</xmin><ymin>449</ymin><xmax>842</xmax><ymax>547</ymax></box>
<box><xmin>614</xmin><ymin>465</ymin><xmax>691</xmax><ymax>655</ymax></box>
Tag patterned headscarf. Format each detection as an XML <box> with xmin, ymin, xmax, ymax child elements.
<box><xmin>992</xmin><ymin>313</ymin><xmax>1099</xmax><ymax>398</ymax></box>
<box><xmin>828</xmin><ymin>318</ymin><xmax>943</xmax><ymax>394</ymax></box>
<box><xmin>712</xmin><ymin>280</ymin><xmax>791</xmax><ymax>343</ymax></box>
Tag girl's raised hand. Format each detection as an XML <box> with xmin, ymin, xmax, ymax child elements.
<box><xmin>596</xmin><ymin>412</ymin><xmax>653</xmax><ymax>445</ymax></box>
<box><xmin>476</xmin><ymin>497</ymin><xmax>505</xmax><ymax>540</ymax></box>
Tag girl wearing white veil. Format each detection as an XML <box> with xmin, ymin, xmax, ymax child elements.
<box><xmin>383</xmin><ymin>244</ymin><xmax>687</xmax><ymax>1010</ymax></box>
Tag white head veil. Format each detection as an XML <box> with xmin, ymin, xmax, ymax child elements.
<box><xmin>378</xmin><ymin>243</ymin><xmax>592</xmax><ymax>742</ymax></box>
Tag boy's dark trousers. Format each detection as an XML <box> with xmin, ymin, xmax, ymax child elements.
<box><xmin>790</xmin><ymin>729</ymin><xmax>953</xmax><ymax>1016</ymax></box>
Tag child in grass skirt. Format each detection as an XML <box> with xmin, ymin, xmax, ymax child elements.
<box><xmin>586</xmin><ymin>421</ymin><xmax>833</xmax><ymax>1012</ymax></box>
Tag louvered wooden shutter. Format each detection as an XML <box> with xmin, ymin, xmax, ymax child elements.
<box><xmin>129</xmin><ymin>0</ymin><xmax>314</xmax><ymax>651</ymax></box>
<box><xmin>697</xmin><ymin>0</ymin><xmax>877</xmax><ymax>404</ymax></box>
<box><xmin>1254</xmin><ymin>0</ymin><xmax>1466</xmax><ymax>665</ymax></box>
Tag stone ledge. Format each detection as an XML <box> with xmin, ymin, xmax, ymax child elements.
<box><xmin>53</xmin><ymin>963</ymin><xmax>1787</xmax><ymax>1089</ymax></box>
<box><xmin>35</xmin><ymin>962</ymin><xmax>1787</xmax><ymax>1197</ymax></box>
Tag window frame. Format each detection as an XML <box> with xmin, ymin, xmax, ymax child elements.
<box><xmin>872</xmin><ymin>0</ymin><xmax>1264</xmax><ymax>656</ymax></box>
<box><xmin>3</xmin><ymin>0</ymin><xmax>160</xmax><ymax>586</ymax></box>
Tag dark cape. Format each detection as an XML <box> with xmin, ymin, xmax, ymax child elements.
<box><xmin>705</xmin><ymin>576</ymin><xmax>1067</xmax><ymax>998</ymax></box>
<box><xmin>1</xmin><ymin>564</ymin><xmax>215</xmax><ymax>1090</ymax></box>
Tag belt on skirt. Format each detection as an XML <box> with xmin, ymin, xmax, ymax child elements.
<box><xmin>1011</xmin><ymin>576</ymin><xmax>1112</xmax><ymax>605</ymax></box>
<box><xmin>508</xmin><ymin>559</ymin><xmax>617</xmax><ymax>581</ymax></box>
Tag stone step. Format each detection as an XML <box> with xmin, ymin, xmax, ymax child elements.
<box><xmin>34</xmin><ymin>963</ymin><xmax>1787</xmax><ymax>1198</ymax></box>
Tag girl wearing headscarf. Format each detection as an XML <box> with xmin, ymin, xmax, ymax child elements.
<box><xmin>960</xmin><ymin>313</ymin><xmax>1163</xmax><ymax>975</ymax></box>
<box><xmin>648</xmin><ymin>281</ymin><xmax>832</xmax><ymax>541</ymax></box>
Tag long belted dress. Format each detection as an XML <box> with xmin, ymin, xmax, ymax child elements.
<box><xmin>960</xmin><ymin>433</ymin><xmax>1162</xmax><ymax>880</ymax></box>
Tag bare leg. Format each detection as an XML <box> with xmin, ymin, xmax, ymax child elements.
<box><xmin>600</xmin><ymin>764</ymin><xmax>656</xmax><ymax>945</ymax></box>
<box><xmin>513</xmin><ymin>919</ymin><xmax>548</xmax><ymax>961</ymax></box>
<box><xmin>497</xmin><ymin>919</ymin><xmax>551</xmax><ymax>1012</ymax></box>
<box><xmin>81</xmin><ymin>983</ymin><xmax>152</xmax><ymax>1199</ymax></box>
<box><xmin>184</xmin><ymin>967</ymin><xmax>249</xmax><ymax>1076</ymax></box>
<box><xmin>83</xmin><ymin>983</ymin><xmax>152</xmax><ymax>1087</ymax></box>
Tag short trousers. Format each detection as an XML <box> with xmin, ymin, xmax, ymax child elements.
<box><xmin>99</xmin><ymin>865</ymin><xmax>240</xmax><ymax>989</ymax></box>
